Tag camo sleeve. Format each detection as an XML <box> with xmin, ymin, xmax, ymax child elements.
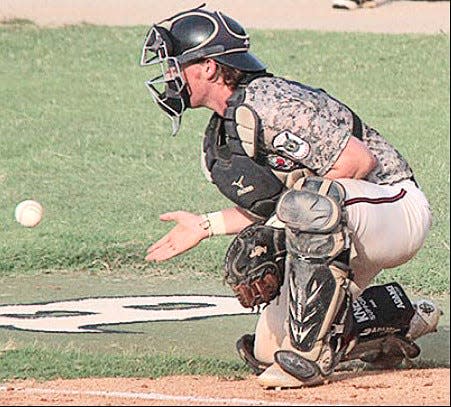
<box><xmin>244</xmin><ymin>77</ymin><xmax>355</xmax><ymax>176</ymax></box>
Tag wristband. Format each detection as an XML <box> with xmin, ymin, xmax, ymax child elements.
<box><xmin>199</xmin><ymin>211</ymin><xmax>227</xmax><ymax>237</ymax></box>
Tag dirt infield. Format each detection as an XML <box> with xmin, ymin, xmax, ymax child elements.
<box><xmin>1</xmin><ymin>369</ymin><xmax>450</xmax><ymax>406</ymax></box>
<box><xmin>0</xmin><ymin>1</ymin><xmax>449</xmax><ymax>406</ymax></box>
<box><xmin>0</xmin><ymin>0</ymin><xmax>449</xmax><ymax>33</ymax></box>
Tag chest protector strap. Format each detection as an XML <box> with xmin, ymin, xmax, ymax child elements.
<box><xmin>203</xmin><ymin>78</ymin><xmax>285</xmax><ymax>218</ymax></box>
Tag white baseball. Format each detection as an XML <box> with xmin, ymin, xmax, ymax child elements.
<box><xmin>15</xmin><ymin>200</ymin><xmax>44</xmax><ymax>228</ymax></box>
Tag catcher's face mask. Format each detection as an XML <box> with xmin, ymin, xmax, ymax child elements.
<box><xmin>140</xmin><ymin>26</ymin><xmax>191</xmax><ymax>136</ymax></box>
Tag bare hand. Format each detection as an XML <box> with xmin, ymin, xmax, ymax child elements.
<box><xmin>145</xmin><ymin>211</ymin><xmax>209</xmax><ymax>262</ymax></box>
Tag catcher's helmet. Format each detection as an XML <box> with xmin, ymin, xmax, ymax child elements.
<box><xmin>140</xmin><ymin>4</ymin><xmax>266</xmax><ymax>135</ymax></box>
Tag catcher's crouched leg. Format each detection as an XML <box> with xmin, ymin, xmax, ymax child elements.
<box><xmin>344</xmin><ymin>288</ymin><xmax>443</xmax><ymax>369</ymax></box>
<box><xmin>258</xmin><ymin>177</ymin><xmax>355</xmax><ymax>388</ymax></box>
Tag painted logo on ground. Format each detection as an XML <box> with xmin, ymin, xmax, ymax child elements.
<box><xmin>0</xmin><ymin>295</ymin><xmax>255</xmax><ymax>333</ymax></box>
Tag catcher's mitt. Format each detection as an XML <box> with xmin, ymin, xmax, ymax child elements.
<box><xmin>224</xmin><ymin>222</ymin><xmax>286</xmax><ymax>308</ymax></box>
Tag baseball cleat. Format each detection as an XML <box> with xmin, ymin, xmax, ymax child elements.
<box><xmin>258</xmin><ymin>363</ymin><xmax>309</xmax><ymax>389</ymax></box>
<box><xmin>236</xmin><ymin>334</ymin><xmax>270</xmax><ymax>375</ymax></box>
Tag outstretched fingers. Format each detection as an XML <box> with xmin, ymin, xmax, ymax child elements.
<box><xmin>145</xmin><ymin>233</ymin><xmax>179</xmax><ymax>261</ymax></box>
<box><xmin>146</xmin><ymin>234</ymin><xmax>170</xmax><ymax>255</ymax></box>
<box><xmin>145</xmin><ymin>212</ymin><xmax>186</xmax><ymax>261</ymax></box>
<box><xmin>145</xmin><ymin>211</ymin><xmax>206</xmax><ymax>262</ymax></box>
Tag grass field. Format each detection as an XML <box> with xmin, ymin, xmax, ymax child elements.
<box><xmin>0</xmin><ymin>21</ymin><xmax>449</xmax><ymax>379</ymax></box>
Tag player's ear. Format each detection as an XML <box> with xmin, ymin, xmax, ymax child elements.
<box><xmin>203</xmin><ymin>59</ymin><xmax>219</xmax><ymax>82</ymax></box>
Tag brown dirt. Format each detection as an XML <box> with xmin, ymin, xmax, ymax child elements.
<box><xmin>0</xmin><ymin>1</ymin><xmax>449</xmax><ymax>406</ymax></box>
<box><xmin>0</xmin><ymin>0</ymin><xmax>449</xmax><ymax>33</ymax></box>
<box><xmin>1</xmin><ymin>369</ymin><xmax>450</xmax><ymax>406</ymax></box>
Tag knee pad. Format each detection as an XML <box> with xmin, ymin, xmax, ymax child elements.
<box><xmin>276</xmin><ymin>176</ymin><xmax>346</xmax><ymax>234</ymax></box>
<box><xmin>276</xmin><ymin>176</ymin><xmax>350</xmax><ymax>262</ymax></box>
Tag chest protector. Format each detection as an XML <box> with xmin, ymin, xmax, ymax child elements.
<box><xmin>202</xmin><ymin>75</ymin><xmax>286</xmax><ymax>218</ymax></box>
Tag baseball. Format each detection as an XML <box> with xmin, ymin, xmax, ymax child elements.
<box><xmin>15</xmin><ymin>200</ymin><xmax>44</xmax><ymax>228</ymax></box>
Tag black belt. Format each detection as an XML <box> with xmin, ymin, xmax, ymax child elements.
<box><xmin>352</xmin><ymin>112</ymin><xmax>363</xmax><ymax>140</ymax></box>
<box><xmin>409</xmin><ymin>176</ymin><xmax>419</xmax><ymax>188</ymax></box>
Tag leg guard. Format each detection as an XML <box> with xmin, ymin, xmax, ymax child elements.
<box><xmin>275</xmin><ymin>177</ymin><xmax>354</xmax><ymax>380</ymax></box>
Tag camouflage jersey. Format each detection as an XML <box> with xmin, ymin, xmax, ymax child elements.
<box><xmin>243</xmin><ymin>76</ymin><xmax>414</xmax><ymax>185</ymax></box>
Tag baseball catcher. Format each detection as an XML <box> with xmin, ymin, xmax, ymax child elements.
<box><xmin>141</xmin><ymin>4</ymin><xmax>438</xmax><ymax>388</ymax></box>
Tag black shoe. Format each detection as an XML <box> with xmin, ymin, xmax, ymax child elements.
<box><xmin>236</xmin><ymin>334</ymin><xmax>270</xmax><ymax>375</ymax></box>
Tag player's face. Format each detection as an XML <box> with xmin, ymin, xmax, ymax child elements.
<box><xmin>180</xmin><ymin>62</ymin><xmax>206</xmax><ymax>108</ymax></box>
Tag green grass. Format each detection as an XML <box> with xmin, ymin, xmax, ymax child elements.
<box><xmin>0</xmin><ymin>347</ymin><xmax>248</xmax><ymax>381</ymax></box>
<box><xmin>0</xmin><ymin>24</ymin><xmax>449</xmax><ymax>293</ymax></box>
<box><xmin>0</xmin><ymin>344</ymin><xmax>446</xmax><ymax>382</ymax></box>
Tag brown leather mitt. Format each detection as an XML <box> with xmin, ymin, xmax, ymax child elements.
<box><xmin>224</xmin><ymin>222</ymin><xmax>286</xmax><ymax>309</ymax></box>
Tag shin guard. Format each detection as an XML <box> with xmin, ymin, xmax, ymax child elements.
<box><xmin>275</xmin><ymin>176</ymin><xmax>354</xmax><ymax>379</ymax></box>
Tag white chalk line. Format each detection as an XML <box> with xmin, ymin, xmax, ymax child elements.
<box><xmin>0</xmin><ymin>385</ymin><xmax>332</xmax><ymax>406</ymax></box>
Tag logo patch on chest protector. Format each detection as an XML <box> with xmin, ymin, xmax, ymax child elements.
<box><xmin>267</xmin><ymin>154</ymin><xmax>296</xmax><ymax>171</ymax></box>
<box><xmin>273</xmin><ymin>131</ymin><xmax>310</xmax><ymax>160</ymax></box>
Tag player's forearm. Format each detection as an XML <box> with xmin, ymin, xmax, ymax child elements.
<box><xmin>200</xmin><ymin>206</ymin><xmax>257</xmax><ymax>237</ymax></box>
<box><xmin>325</xmin><ymin>161</ymin><xmax>375</xmax><ymax>180</ymax></box>
<box><xmin>324</xmin><ymin>136</ymin><xmax>378</xmax><ymax>180</ymax></box>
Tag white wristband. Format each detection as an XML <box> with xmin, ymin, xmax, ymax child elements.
<box><xmin>200</xmin><ymin>211</ymin><xmax>227</xmax><ymax>237</ymax></box>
